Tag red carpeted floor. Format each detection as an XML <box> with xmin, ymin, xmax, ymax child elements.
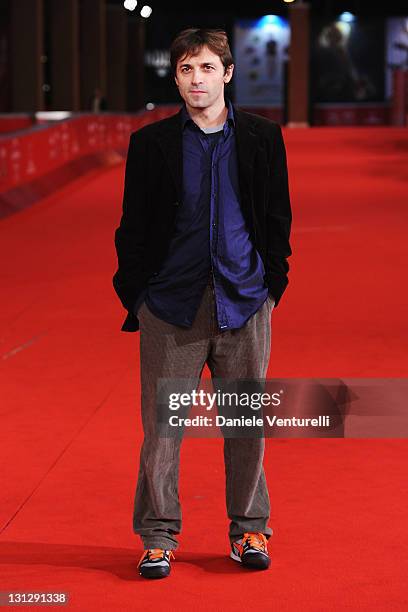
<box><xmin>1</xmin><ymin>127</ymin><xmax>407</xmax><ymax>610</ymax></box>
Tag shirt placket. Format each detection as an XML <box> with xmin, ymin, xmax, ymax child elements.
<box><xmin>209</xmin><ymin>133</ymin><xmax>229</xmax><ymax>331</ymax></box>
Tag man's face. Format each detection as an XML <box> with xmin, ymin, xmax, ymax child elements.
<box><xmin>174</xmin><ymin>45</ymin><xmax>234</xmax><ymax>110</ymax></box>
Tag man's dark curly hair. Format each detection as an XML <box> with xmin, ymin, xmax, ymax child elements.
<box><xmin>170</xmin><ymin>28</ymin><xmax>234</xmax><ymax>76</ymax></box>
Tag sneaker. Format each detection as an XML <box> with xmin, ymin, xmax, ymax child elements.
<box><xmin>137</xmin><ymin>548</ymin><xmax>175</xmax><ymax>579</ymax></box>
<box><xmin>230</xmin><ymin>532</ymin><xmax>271</xmax><ymax>570</ymax></box>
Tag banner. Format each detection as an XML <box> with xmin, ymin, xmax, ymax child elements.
<box><xmin>385</xmin><ymin>17</ymin><xmax>408</xmax><ymax>99</ymax></box>
<box><xmin>234</xmin><ymin>16</ymin><xmax>290</xmax><ymax>105</ymax></box>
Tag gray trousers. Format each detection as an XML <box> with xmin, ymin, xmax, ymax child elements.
<box><xmin>133</xmin><ymin>278</ymin><xmax>275</xmax><ymax>550</ymax></box>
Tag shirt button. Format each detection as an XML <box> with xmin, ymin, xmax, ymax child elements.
<box><xmin>212</xmin><ymin>222</ymin><xmax>216</xmax><ymax>228</ymax></box>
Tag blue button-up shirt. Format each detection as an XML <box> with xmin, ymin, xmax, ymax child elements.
<box><xmin>134</xmin><ymin>98</ymin><xmax>269</xmax><ymax>330</ymax></box>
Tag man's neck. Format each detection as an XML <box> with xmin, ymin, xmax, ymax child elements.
<box><xmin>186</xmin><ymin>98</ymin><xmax>228</xmax><ymax>129</ymax></box>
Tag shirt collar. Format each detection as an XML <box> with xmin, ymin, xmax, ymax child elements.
<box><xmin>181</xmin><ymin>97</ymin><xmax>235</xmax><ymax>132</ymax></box>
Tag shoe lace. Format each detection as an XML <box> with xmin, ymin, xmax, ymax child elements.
<box><xmin>137</xmin><ymin>548</ymin><xmax>175</xmax><ymax>568</ymax></box>
<box><xmin>242</xmin><ymin>532</ymin><xmax>267</xmax><ymax>551</ymax></box>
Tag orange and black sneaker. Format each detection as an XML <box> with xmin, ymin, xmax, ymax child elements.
<box><xmin>137</xmin><ymin>548</ymin><xmax>175</xmax><ymax>579</ymax></box>
<box><xmin>230</xmin><ymin>532</ymin><xmax>271</xmax><ymax>570</ymax></box>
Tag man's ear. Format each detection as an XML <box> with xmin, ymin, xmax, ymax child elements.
<box><xmin>224</xmin><ymin>64</ymin><xmax>234</xmax><ymax>84</ymax></box>
<box><xmin>174</xmin><ymin>75</ymin><xmax>179</xmax><ymax>88</ymax></box>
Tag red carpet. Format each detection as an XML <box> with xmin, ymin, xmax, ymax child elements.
<box><xmin>1</xmin><ymin>127</ymin><xmax>407</xmax><ymax>610</ymax></box>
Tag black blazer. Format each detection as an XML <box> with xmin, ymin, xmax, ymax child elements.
<box><xmin>112</xmin><ymin>103</ymin><xmax>292</xmax><ymax>332</ymax></box>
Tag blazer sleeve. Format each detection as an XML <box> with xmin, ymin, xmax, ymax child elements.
<box><xmin>265</xmin><ymin>123</ymin><xmax>292</xmax><ymax>307</ymax></box>
<box><xmin>112</xmin><ymin>130</ymin><xmax>149</xmax><ymax>312</ymax></box>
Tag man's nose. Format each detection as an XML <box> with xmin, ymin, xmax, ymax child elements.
<box><xmin>191</xmin><ymin>70</ymin><xmax>203</xmax><ymax>85</ymax></box>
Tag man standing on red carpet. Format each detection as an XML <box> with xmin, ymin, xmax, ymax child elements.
<box><xmin>113</xmin><ymin>28</ymin><xmax>292</xmax><ymax>579</ymax></box>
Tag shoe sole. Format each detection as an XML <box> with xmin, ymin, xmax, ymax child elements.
<box><xmin>139</xmin><ymin>567</ymin><xmax>170</xmax><ymax>579</ymax></box>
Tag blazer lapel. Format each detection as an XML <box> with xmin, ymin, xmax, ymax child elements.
<box><xmin>154</xmin><ymin>108</ymin><xmax>184</xmax><ymax>201</ymax></box>
<box><xmin>233</xmin><ymin>105</ymin><xmax>259</xmax><ymax>200</ymax></box>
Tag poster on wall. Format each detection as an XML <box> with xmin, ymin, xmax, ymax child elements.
<box><xmin>311</xmin><ymin>16</ymin><xmax>385</xmax><ymax>103</ymax></box>
<box><xmin>233</xmin><ymin>16</ymin><xmax>290</xmax><ymax>106</ymax></box>
<box><xmin>385</xmin><ymin>17</ymin><xmax>408</xmax><ymax>100</ymax></box>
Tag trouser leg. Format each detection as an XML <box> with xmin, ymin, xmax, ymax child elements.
<box><xmin>207</xmin><ymin>295</ymin><xmax>275</xmax><ymax>544</ymax></box>
<box><xmin>133</xmin><ymin>288</ymin><xmax>212</xmax><ymax>550</ymax></box>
